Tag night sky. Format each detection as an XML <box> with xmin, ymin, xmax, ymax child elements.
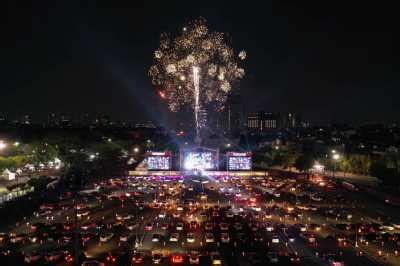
<box><xmin>2</xmin><ymin>1</ymin><xmax>399</xmax><ymax>124</ymax></box>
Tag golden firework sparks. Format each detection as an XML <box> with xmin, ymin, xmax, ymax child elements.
<box><xmin>149</xmin><ymin>17</ymin><xmax>245</xmax><ymax>112</ymax></box>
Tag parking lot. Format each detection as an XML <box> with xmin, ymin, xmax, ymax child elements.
<box><xmin>1</xmin><ymin>173</ymin><xmax>400</xmax><ymax>265</ymax></box>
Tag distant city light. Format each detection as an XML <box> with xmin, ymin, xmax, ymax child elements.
<box><xmin>313</xmin><ymin>162</ymin><xmax>325</xmax><ymax>172</ymax></box>
<box><xmin>333</xmin><ymin>154</ymin><xmax>340</xmax><ymax>160</ymax></box>
<box><xmin>0</xmin><ymin>140</ymin><xmax>7</xmax><ymax>150</ymax></box>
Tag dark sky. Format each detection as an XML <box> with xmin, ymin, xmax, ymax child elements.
<box><xmin>2</xmin><ymin>1</ymin><xmax>399</xmax><ymax>124</ymax></box>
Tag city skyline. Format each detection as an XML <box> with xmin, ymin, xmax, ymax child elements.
<box><xmin>2</xmin><ymin>1</ymin><xmax>399</xmax><ymax>124</ymax></box>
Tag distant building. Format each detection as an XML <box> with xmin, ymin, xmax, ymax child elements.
<box><xmin>48</xmin><ymin>113</ymin><xmax>58</xmax><ymax>127</ymax></box>
<box><xmin>247</xmin><ymin>112</ymin><xmax>260</xmax><ymax>130</ymax></box>
<box><xmin>22</xmin><ymin>114</ymin><xmax>32</xmax><ymax>125</ymax></box>
<box><xmin>227</xmin><ymin>93</ymin><xmax>244</xmax><ymax>133</ymax></box>
<box><xmin>281</xmin><ymin>113</ymin><xmax>297</xmax><ymax>129</ymax></box>
<box><xmin>247</xmin><ymin>112</ymin><xmax>278</xmax><ymax>131</ymax></box>
<box><xmin>262</xmin><ymin>112</ymin><xmax>278</xmax><ymax>130</ymax></box>
<box><xmin>300</xmin><ymin>120</ymin><xmax>311</xmax><ymax>128</ymax></box>
<box><xmin>0</xmin><ymin>114</ymin><xmax>6</xmax><ymax>125</ymax></box>
<box><xmin>60</xmin><ymin>114</ymin><xmax>72</xmax><ymax>127</ymax></box>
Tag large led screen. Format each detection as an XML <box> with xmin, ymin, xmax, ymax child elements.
<box><xmin>147</xmin><ymin>155</ymin><xmax>171</xmax><ymax>170</ymax></box>
<box><xmin>183</xmin><ymin>152</ymin><xmax>217</xmax><ymax>170</ymax></box>
<box><xmin>228</xmin><ymin>156</ymin><xmax>252</xmax><ymax>170</ymax></box>
<box><xmin>227</xmin><ymin>152</ymin><xmax>252</xmax><ymax>170</ymax></box>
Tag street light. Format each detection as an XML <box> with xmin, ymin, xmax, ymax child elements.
<box><xmin>332</xmin><ymin>153</ymin><xmax>340</xmax><ymax>178</ymax></box>
<box><xmin>133</xmin><ymin>147</ymin><xmax>140</xmax><ymax>153</ymax></box>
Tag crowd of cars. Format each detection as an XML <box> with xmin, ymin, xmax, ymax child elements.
<box><xmin>0</xmin><ymin>173</ymin><xmax>400</xmax><ymax>265</ymax></box>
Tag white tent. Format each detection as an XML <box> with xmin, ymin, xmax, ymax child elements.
<box><xmin>1</xmin><ymin>169</ymin><xmax>16</xmax><ymax>181</ymax></box>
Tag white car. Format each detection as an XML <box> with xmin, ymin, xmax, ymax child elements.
<box><xmin>221</xmin><ymin>232</ymin><xmax>230</xmax><ymax>243</ymax></box>
<box><xmin>380</xmin><ymin>224</ymin><xmax>395</xmax><ymax>231</ymax></box>
<box><xmin>205</xmin><ymin>233</ymin><xmax>214</xmax><ymax>243</ymax></box>
<box><xmin>311</xmin><ymin>194</ymin><xmax>323</xmax><ymax>201</ymax></box>
<box><xmin>392</xmin><ymin>223</ymin><xmax>400</xmax><ymax>230</ymax></box>
<box><xmin>126</xmin><ymin>223</ymin><xmax>138</xmax><ymax>231</ymax></box>
<box><xmin>288</xmin><ymin>234</ymin><xmax>296</xmax><ymax>242</ymax></box>
<box><xmin>211</xmin><ymin>253</ymin><xmax>222</xmax><ymax>265</ymax></box>
<box><xmin>271</xmin><ymin>235</ymin><xmax>280</xmax><ymax>243</ymax></box>
<box><xmin>267</xmin><ymin>252</ymin><xmax>278</xmax><ymax>263</ymax></box>
<box><xmin>158</xmin><ymin>213</ymin><xmax>166</xmax><ymax>219</ymax></box>
<box><xmin>116</xmin><ymin>213</ymin><xmax>131</xmax><ymax>221</ymax></box>
<box><xmin>189</xmin><ymin>252</ymin><xmax>200</xmax><ymax>264</ymax></box>
<box><xmin>266</xmin><ymin>224</ymin><xmax>274</xmax><ymax>232</ymax></box>
<box><xmin>77</xmin><ymin>210</ymin><xmax>90</xmax><ymax>217</ymax></box>
<box><xmin>225</xmin><ymin>212</ymin><xmax>234</xmax><ymax>218</ymax></box>
<box><xmin>24</xmin><ymin>252</ymin><xmax>41</xmax><ymax>263</ymax></box>
<box><xmin>152</xmin><ymin>234</ymin><xmax>161</xmax><ymax>242</ymax></box>
<box><xmin>119</xmin><ymin>234</ymin><xmax>129</xmax><ymax>242</ymax></box>
<box><xmin>100</xmin><ymin>232</ymin><xmax>114</xmax><ymax>242</ymax></box>
<box><xmin>252</xmin><ymin>206</ymin><xmax>262</xmax><ymax>212</ymax></box>
<box><xmin>187</xmin><ymin>233</ymin><xmax>195</xmax><ymax>243</ymax></box>
<box><xmin>176</xmin><ymin>222</ymin><xmax>184</xmax><ymax>231</ymax></box>
<box><xmin>169</xmin><ymin>233</ymin><xmax>179</xmax><ymax>242</ymax></box>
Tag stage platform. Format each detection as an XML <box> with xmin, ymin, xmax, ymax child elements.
<box><xmin>128</xmin><ymin>170</ymin><xmax>268</xmax><ymax>177</ymax></box>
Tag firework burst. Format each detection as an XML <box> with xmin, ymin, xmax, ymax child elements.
<box><xmin>149</xmin><ymin>17</ymin><xmax>245</xmax><ymax>112</ymax></box>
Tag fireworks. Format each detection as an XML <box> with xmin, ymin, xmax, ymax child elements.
<box><xmin>238</xmin><ymin>50</ymin><xmax>247</xmax><ymax>60</ymax></box>
<box><xmin>149</xmin><ymin>17</ymin><xmax>246</xmax><ymax>112</ymax></box>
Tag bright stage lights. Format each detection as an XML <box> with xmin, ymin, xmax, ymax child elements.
<box><xmin>226</xmin><ymin>152</ymin><xmax>252</xmax><ymax>170</ymax></box>
<box><xmin>146</xmin><ymin>151</ymin><xmax>172</xmax><ymax>170</ymax></box>
<box><xmin>183</xmin><ymin>152</ymin><xmax>216</xmax><ymax>170</ymax></box>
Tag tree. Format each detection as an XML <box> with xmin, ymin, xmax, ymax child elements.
<box><xmin>347</xmin><ymin>154</ymin><xmax>371</xmax><ymax>175</ymax></box>
<box><xmin>27</xmin><ymin>176</ymin><xmax>51</xmax><ymax>190</ymax></box>
<box><xmin>62</xmin><ymin>152</ymin><xmax>92</xmax><ymax>189</ymax></box>
<box><xmin>0</xmin><ymin>155</ymin><xmax>27</xmax><ymax>171</ymax></box>
<box><xmin>384</xmin><ymin>147</ymin><xmax>400</xmax><ymax>172</ymax></box>
<box><xmin>340</xmin><ymin>158</ymin><xmax>352</xmax><ymax>176</ymax></box>
<box><xmin>26</xmin><ymin>142</ymin><xmax>59</xmax><ymax>166</ymax></box>
<box><xmin>370</xmin><ymin>160</ymin><xmax>400</xmax><ymax>186</ymax></box>
<box><xmin>282</xmin><ymin>152</ymin><xmax>300</xmax><ymax>170</ymax></box>
<box><xmin>294</xmin><ymin>154</ymin><xmax>313</xmax><ymax>172</ymax></box>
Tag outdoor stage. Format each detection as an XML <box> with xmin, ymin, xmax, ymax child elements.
<box><xmin>128</xmin><ymin>170</ymin><xmax>268</xmax><ymax>177</ymax></box>
<box><xmin>131</xmin><ymin>147</ymin><xmax>262</xmax><ymax>177</ymax></box>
